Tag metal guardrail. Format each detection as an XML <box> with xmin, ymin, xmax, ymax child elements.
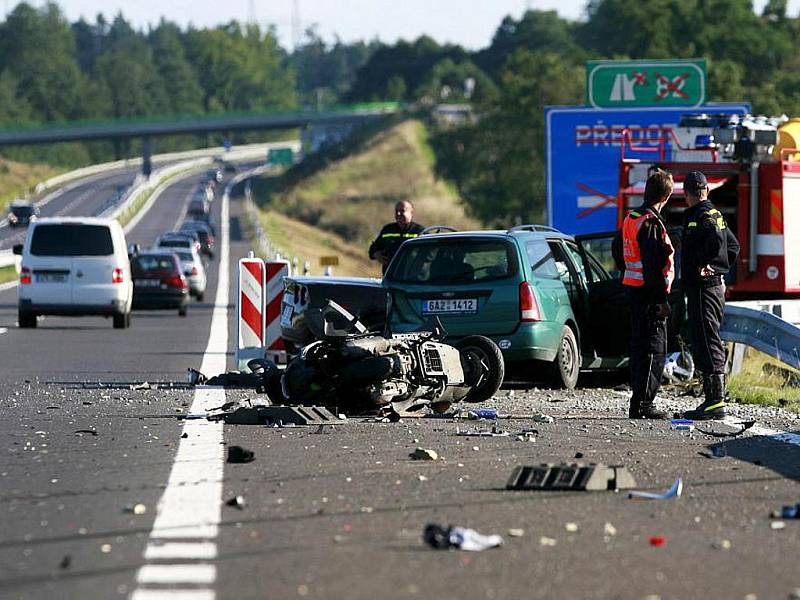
<box><xmin>722</xmin><ymin>304</ymin><xmax>800</xmax><ymax>370</ymax></box>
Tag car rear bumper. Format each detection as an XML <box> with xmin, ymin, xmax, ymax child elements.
<box><xmin>19</xmin><ymin>299</ymin><xmax>128</xmax><ymax>316</ymax></box>
<box><xmin>132</xmin><ymin>291</ymin><xmax>188</xmax><ymax>309</ymax></box>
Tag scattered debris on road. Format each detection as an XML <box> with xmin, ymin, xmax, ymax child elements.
<box><xmin>410</xmin><ymin>448</ymin><xmax>438</xmax><ymax>461</ymax></box>
<box><xmin>423</xmin><ymin>524</ymin><xmax>504</xmax><ymax>551</ymax></box>
<box><xmin>455</xmin><ymin>425</ymin><xmax>509</xmax><ymax>437</ymax></box>
<box><xmin>770</xmin><ymin>503</ymin><xmax>799</xmax><ymax>519</ymax></box>
<box><xmin>74</xmin><ymin>429</ymin><xmax>98</xmax><ymax>436</ymax></box>
<box><xmin>507</xmin><ymin>528</ymin><xmax>525</xmax><ymax>537</ymax></box>
<box><xmin>123</xmin><ymin>503</ymin><xmax>147</xmax><ymax>515</ymax></box>
<box><xmin>226</xmin><ymin>495</ymin><xmax>246</xmax><ymax>509</ymax></box>
<box><xmin>59</xmin><ymin>555</ymin><xmax>71</xmax><ymax>570</ymax></box>
<box><xmin>649</xmin><ymin>535</ymin><xmax>667</xmax><ymax>547</ymax></box>
<box><xmin>628</xmin><ymin>478</ymin><xmax>683</xmax><ymax>500</ymax></box>
<box><xmin>539</xmin><ymin>536</ymin><xmax>558</xmax><ymax>546</ymax></box>
<box><xmin>131</xmin><ymin>382</ymin><xmax>151</xmax><ymax>390</ymax></box>
<box><xmin>227</xmin><ymin>445</ymin><xmax>255</xmax><ymax>463</ymax></box>
<box><xmin>532</xmin><ymin>413</ymin><xmax>555</xmax><ymax>424</ymax></box>
<box><xmin>467</xmin><ymin>408</ymin><xmax>498</xmax><ymax>420</ymax></box>
<box><xmin>506</xmin><ymin>463</ymin><xmax>637</xmax><ymax>492</ymax></box>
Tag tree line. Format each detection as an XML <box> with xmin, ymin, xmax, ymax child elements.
<box><xmin>1</xmin><ymin>1</ymin><xmax>799</xmax><ymax>224</ymax></box>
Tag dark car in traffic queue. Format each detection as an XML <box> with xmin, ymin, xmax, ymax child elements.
<box><xmin>7</xmin><ymin>200</ymin><xmax>39</xmax><ymax>228</ymax></box>
<box><xmin>130</xmin><ymin>251</ymin><xmax>189</xmax><ymax>316</ymax></box>
<box><xmin>180</xmin><ymin>221</ymin><xmax>215</xmax><ymax>259</ymax></box>
<box><xmin>384</xmin><ymin>225</ymin><xmax>688</xmax><ymax>388</ymax></box>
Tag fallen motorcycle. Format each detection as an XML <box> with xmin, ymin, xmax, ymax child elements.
<box><xmin>272</xmin><ymin>301</ymin><xmax>504</xmax><ymax>415</ymax></box>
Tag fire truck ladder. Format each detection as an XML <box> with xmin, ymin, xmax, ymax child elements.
<box><xmin>721</xmin><ymin>305</ymin><xmax>800</xmax><ymax>370</ymax></box>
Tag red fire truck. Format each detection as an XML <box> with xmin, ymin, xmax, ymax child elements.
<box><xmin>614</xmin><ymin>114</ymin><xmax>800</xmax><ymax>299</ymax></box>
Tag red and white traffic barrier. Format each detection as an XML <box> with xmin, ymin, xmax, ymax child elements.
<box><xmin>235</xmin><ymin>256</ymin><xmax>266</xmax><ymax>368</ymax></box>
<box><xmin>265</xmin><ymin>259</ymin><xmax>290</xmax><ymax>363</ymax></box>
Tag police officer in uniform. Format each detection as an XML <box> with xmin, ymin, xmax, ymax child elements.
<box><xmin>680</xmin><ymin>171</ymin><xmax>740</xmax><ymax>420</ymax></box>
<box><xmin>613</xmin><ymin>170</ymin><xmax>676</xmax><ymax>419</ymax></box>
<box><xmin>369</xmin><ymin>200</ymin><xmax>424</xmax><ymax>273</ymax></box>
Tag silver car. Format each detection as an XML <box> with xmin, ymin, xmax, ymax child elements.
<box><xmin>173</xmin><ymin>248</ymin><xmax>207</xmax><ymax>301</ymax></box>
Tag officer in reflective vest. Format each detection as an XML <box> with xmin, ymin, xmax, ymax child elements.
<box><xmin>369</xmin><ymin>200</ymin><xmax>424</xmax><ymax>274</ymax></box>
<box><xmin>613</xmin><ymin>170</ymin><xmax>675</xmax><ymax>419</ymax></box>
<box><xmin>680</xmin><ymin>171</ymin><xmax>740</xmax><ymax>420</ymax></box>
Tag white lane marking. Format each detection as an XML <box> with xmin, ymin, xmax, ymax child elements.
<box><xmin>130</xmin><ymin>182</ymin><xmax>230</xmax><ymax>600</ymax></box>
<box><xmin>0</xmin><ymin>327</ymin><xmax>7</xmax><ymax>335</ymax></box>
<box><xmin>145</xmin><ymin>542</ymin><xmax>218</xmax><ymax>560</ymax></box>
<box><xmin>137</xmin><ymin>565</ymin><xmax>216</xmax><ymax>585</ymax></box>
<box><xmin>171</xmin><ymin>186</ymin><xmax>198</xmax><ymax>232</ymax></box>
<box><xmin>131</xmin><ymin>591</ymin><xmax>214</xmax><ymax>600</ymax></box>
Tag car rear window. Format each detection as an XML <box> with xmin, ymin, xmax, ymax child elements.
<box><xmin>176</xmin><ymin>252</ymin><xmax>193</xmax><ymax>262</ymax></box>
<box><xmin>159</xmin><ymin>239</ymin><xmax>190</xmax><ymax>248</ymax></box>
<box><xmin>30</xmin><ymin>224</ymin><xmax>114</xmax><ymax>256</ymax></box>
<box><xmin>388</xmin><ymin>239</ymin><xmax>517</xmax><ymax>284</ymax></box>
<box><xmin>133</xmin><ymin>255</ymin><xmax>175</xmax><ymax>272</ymax></box>
<box><xmin>12</xmin><ymin>206</ymin><xmax>33</xmax><ymax>216</ymax></box>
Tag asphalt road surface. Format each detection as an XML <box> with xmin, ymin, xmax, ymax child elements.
<box><xmin>1</xmin><ymin>167</ymin><xmax>799</xmax><ymax>600</ymax></box>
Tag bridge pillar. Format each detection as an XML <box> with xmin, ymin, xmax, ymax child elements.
<box><xmin>142</xmin><ymin>136</ymin><xmax>152</xmax><ymax>178</ymax></box>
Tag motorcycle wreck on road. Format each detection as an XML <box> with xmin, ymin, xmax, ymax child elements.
<box><xmin>265</xmin><ymin>300</ymin><xmax>505</xmax><ymax>416</ymax></box>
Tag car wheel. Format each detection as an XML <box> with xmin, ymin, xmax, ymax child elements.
<box><xmin>18</xmin><ymin>310</ymin><xmax>36</xmax><ymax>329</ymax></box>
<box><xmin>113</xmin><ymin>312</ymin><xmax>131</xmax><ymax>329</ymax></box>
<box><xmin>551</xmin><ymin>326</ymin><xmax>579</xmax><ymax>389</ymax></box>
<box><xmin>178</xmin><ymin>304</ymin><xmax>188</xmax><ymax>317</ymax></box>
<box><xmin>454</xmin><ymin>335</ymin><xmax>505</xmax><ymax>403</ymax></box>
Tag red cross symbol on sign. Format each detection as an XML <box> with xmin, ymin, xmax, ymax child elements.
<box><xmin>655</xmin><ymin>72</ymin><xmax>690</xmax><ymax>100</ymax></box>
<box><xmin>632</xmin><ymin>71</ymin><xmax>647</xmax><ymax>85</ymax></box>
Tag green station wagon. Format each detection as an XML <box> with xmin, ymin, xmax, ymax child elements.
<box><xmin>383</xmin><ymin>225</ymin><xmax>639</xmax><ymax>389</ymax></box>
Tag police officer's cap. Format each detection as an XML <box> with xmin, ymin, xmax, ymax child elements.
<box><xmin>684</xmin><ymin>171</ymin><xmax>708</xmax><ymax>193</ymax></box>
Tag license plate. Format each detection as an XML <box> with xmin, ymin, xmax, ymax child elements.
<box><xmin>35</xmin><ymin>273</ymin><xmax>67</xmax><ymax>283</ymax></box>
<box><xmin>135</xmin><ymin>279</ymin><xmax>161</xmax><ymax>287</ymax></box>
<box><xmin>280</xmin><ymin>304</ymin><xmax>293</xmax><ymax>326</ymax></box>
<box><xmin>422</xmin><ymin>298</ymin><xmax>478</xmax><ymax>314</ymax></box>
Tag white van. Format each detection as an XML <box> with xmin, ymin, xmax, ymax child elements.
<box><xmin>13</xmin><ymin>217</ymin><xmax>133</xmax><ymax>329</ymax></box>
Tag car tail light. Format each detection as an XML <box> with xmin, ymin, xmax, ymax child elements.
<box><xmin>20</xmin><ymin>267</ymin><xmax>31</xmax><ymax>285</ymax></box>
<box><xmin>519</xmin><ymin>281</ymin><xmax>542</xmax><ymax>322</ymax></box>
<box><xmin>112</xmin><ymin>268</ymin><xmax>124</xmax><ymax>284</ymax></box>
<box><xmin>166</xmin><ymin>275</ymin><xmax>187</xmax><ymax>288</ymax></box>
<box><xmin>191</xmin><ymin>266</ymin><xmax>198</xmax><ymax>276</ymax></box>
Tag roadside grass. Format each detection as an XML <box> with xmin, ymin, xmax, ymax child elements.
<box><xmin>251</xmin><ymin>119</ymin><xmax>480</xmax><ymax>247</ymax></box>
<box><xmin>0</xmin><ymin>264</ymin><xmax>17</xmax><ymax>285</ymax></box>
<box><xmin>728</xmin><ymin>347</ymin><xmax>800</xmax><ymax>413</ymax></box>
<box><xmin>256</xmin><ymin>209</ymin><xmax>380</xmax><ymax>278</ymax></box>
<box><xmin>0</xmin><ymin>158</ymin><xmax>61</xmax><ymax>213</ymax></box>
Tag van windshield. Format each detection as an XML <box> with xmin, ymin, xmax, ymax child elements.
<box><xmin>388</xmin><ymin>239</ymin><xmax>517</xmax><ymax>284</ymax></box>
<box><xmin>30</xmin><ymin>224</ymin><xmax>114</xmax><ymax>256</ymax></box>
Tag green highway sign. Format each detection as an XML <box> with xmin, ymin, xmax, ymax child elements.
<box><xmin>586</xmin><ymin>59</ymin><xmax>707</xmax><ymax>108</ymax></box>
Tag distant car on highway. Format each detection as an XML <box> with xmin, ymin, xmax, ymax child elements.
<box><xmin>7</xmin><ymin>200</ymin><xmax>39</xmax><ymax>228</ymax></box>
<box><xmin>131</xmin><ymin>251</ymin><xmax>189</xmax><ymax>316</ymax></box>
<box><xmin>154</xmin><ymin>233</ymin><xmax>201</xmax><ymax>256</ymax></box>
<box><xmin>223</xmin><ymin>161</ymin><xmax>238</xmax><ymax>173</ymax></box>
<box><xmin>206</xmin><ymin>168</ymin><xmax>223</xmax><ymax>183</ymax></box>
<box><xmin>180</xmin><ymin>221</ymin><xmax>215</xmax><ymax>258</ymax></box>
<box><xmin>173</xmin><ymin>248</ymin><xmax>207</xmax><ymax>301</ymax></box>
<box><xmin>14</xmin><ymin>217</ymin><xmax>133</xmax><ymax>329</ymax></box>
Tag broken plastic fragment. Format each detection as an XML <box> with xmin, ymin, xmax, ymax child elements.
<box><xmin>628</xmin><ymin>478</ymin><xmax>683</xmax><ymax>500</ymax></box>
<box><xmin>423</xmin><ymin>524</ymin><xmax>503</xmax><ymax>551</ymax></box>
<box><xmin>410</xmin><ymin>448</ymin><xmax>438</xmax><ymax>461</ymax></box>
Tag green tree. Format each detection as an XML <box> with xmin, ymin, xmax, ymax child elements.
<box><xmin>414</xmin><ymin>59</ymin><xmax>497</xmax><ymax>104</ymax></box>
<box><xmin>149</xmin><ymin>20</ymin><xmax>203</xmax><ymax>115</ymax></box>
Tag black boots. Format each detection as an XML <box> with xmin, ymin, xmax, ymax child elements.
<box><xmin>629</xmin><ymin>400</ymin><xmax>669</xmax><ymax>419</ymax></box>
<box><xmin>684</xmin><ymin>373</ymin><xmax>727</xmax><ymax>420</ymax></box>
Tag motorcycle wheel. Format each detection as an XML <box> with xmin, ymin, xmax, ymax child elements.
<box><xmin>455</xmin><ymin>336</ymin><xmax>505</xmax><ymax>403</ymax></box>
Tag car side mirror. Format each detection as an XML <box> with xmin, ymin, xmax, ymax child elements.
<box><xmin>12</xmin><ymin>244</ymin><xmax>23</xmax><ymax>255</ymax></box>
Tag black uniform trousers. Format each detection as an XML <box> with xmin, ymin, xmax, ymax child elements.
<box><xmin>627</xmin><ymin>289</ymin><xmax>668</xmax><ymax>407</ymax></box>
<box><xmin>685</xmin><ymin>283</ymin><xmax>726</xmax><ymax>375</ymax></box>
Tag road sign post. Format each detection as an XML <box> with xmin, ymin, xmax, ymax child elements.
<box><xmin>586</xmin><ymin>59</ymin><xmax>707</xmax><ymax>108</ymax></box>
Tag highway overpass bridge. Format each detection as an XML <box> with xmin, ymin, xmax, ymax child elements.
<box><xmin>0</xmin><ymin>103</ymin><xmax>400</xmax><ymax>174</ymax></box>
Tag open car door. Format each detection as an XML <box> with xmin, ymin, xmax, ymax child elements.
<box><xmin>573</xmin><ymin>232</ymin><xmax>630</xmax><ymax>361</ymax></box>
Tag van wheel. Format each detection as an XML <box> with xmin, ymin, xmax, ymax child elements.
<box><xmin>113</xmin><ymin>312</ymin><xmax>131</xmax><ymax>329</ymax></box>
<box><xmin>178</xmin><ymin>304</ymin><xmax>188</xmax><ymax>317</ymax></box>
<box><xmin>19</xmin><ymin>311</ymin><xmax>36</xmax><ymax>329</ymax></box>
<box><xmin>551</xmin><ymin>326</ymin><xmax>579</xmax><ymax>389</ymax></box>
<box><xmin>455</xmin><ymin>336</ymin><xmax>505</xmax><ymax>403</ymax></box>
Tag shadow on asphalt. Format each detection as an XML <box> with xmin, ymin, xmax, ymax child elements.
<box><xmin>705</xmin><ymin>431</ymin><xmax>800</xmax><ymax>481</ymax></box>
<box><xmin>230</xmin><ymin>216</ymin><xmax>243</xmax><ymax>241</ymax></box>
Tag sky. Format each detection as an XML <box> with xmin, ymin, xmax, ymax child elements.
<box><xmin>14</xmin><ymin>0</ymin><xmax>800</xmax><ymax>50</ymax></box>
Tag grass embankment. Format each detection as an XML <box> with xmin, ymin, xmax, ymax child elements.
<box><xmin>250</xmin><ymin>119</ymin><xmax>479</xmax><ymax>275</ymax></box>
<box><xmin>728</xmin><ymin>347</ymin><xmax>800</xmax><ymax>412</ymax></box>
<box><xmin>0</xmin><ymin>158</ymin><xmax>61</xmax><ymax>213</ymax></box>
<box><xmin>0</xmin><ymin>265</ymin><xmax>17</xmax><ymax>285</ymax></box>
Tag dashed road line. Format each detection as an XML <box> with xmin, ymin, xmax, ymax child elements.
<box><xmin>130</xmin><ymin>183</ymin><xmax>230</xmax><ymax>600</ymax></box>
